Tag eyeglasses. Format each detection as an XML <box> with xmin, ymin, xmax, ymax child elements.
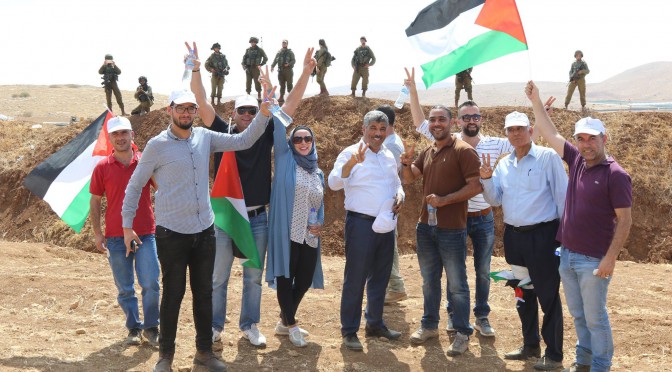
<box><xmin>460</xmin><ymin>114</ymin><xmax>482</xmax><ymax>122</ymax></box>
<box><xmin>292</xmin><ymin>135</ymin><xmax>313</xmax><ymax>144</ymax></box>
<box><xmin>236</xmin><ymin>107</ymin><xmax>258</xmax><ymax>115</ymax></box>
<box><xmin>173</xmin><ymin>105</ymin><xmax>197</xmax><ymax>114</ymax></box>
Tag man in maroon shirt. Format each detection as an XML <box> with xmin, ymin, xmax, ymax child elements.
<box><xmin>526</xmin><ymin>81</ymin><xmax>632</xmax><ymax>372</ymax></box>
<box><xmin>90</xmin><ymin>116</ymin><xmax>160</xmax><ymax>347</ymax></box>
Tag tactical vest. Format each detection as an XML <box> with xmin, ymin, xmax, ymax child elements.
<box><xmin>212</xmin><ymin>53</ymin><xmax>228</xmax><ymax>70</ymax></box>
<box><xmin>278</xmin><ymin>49</ymin><xmax>292</xmax><ymax>66</ymax></box>
<box><xmin>355</xmin><ymin>47</ymin><xmax>372</xmax><ymax>65</ymax></box>
<box><xmin>138</xmin><ymin>84</ymin><xmax>153</xmax><ymax>102</ymax></box>
<box><xmin>245</xmin><ymin>47</ymin><xmax>262</xmax><ymax>66</ymax></box>
<box><xmin>102</xmin><ymin>65</ymin><xmax>118</xmax><ymax>82</ymax></box>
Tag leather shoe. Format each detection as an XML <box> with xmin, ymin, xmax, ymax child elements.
<box><xmin>504</xmin><ymin>344</ymin><xmax>542</xmax><ymax>360</ymax></box>
<box><xmin>365</xmin><ymin>325</ymin><xmax>401</xmax><ymax>340</ymax></box>
<box><xmin>193</xmin><ymin>350</ymin><xmax>227</xmax><ymax>372</ymax></box>
<box><xmin>153</xmin><ymin>353</ymin><xmax>173</xmax><ymax>372</ymax></box>
<box><xmin>342</xmin><ymin>334</ymin><xmax>363</xmax><ymax>351</ymax></box>
<box><xmin>534</xmin><ymin>356</ymin><xmax>563</xmax><ymax>371</ymax></box>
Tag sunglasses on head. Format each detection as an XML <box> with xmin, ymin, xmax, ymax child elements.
<box><xmin>460</xmin><ymin>114</ymin><xmax>482</xmax><ymax>122</ymax></box>
<box><xmin>236</xmin><ymin>107</ymin><xmax>258</xmax><ymax>115</ymax></box>
<box><xmin>292</xmin><ymin>135</ymin><xmax>313</xmax><ymax>144</ymax></box>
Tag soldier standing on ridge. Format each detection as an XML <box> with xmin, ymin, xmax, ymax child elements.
<box><xmin>271</xmin><ymin>39</ymin><xmax>296</xmax><ymax>103</ymax></box>
<box><xmin>564</xmin><ymin>50</ymin><xmax>590</xmax><ymax>111</ymax></box>
<box><xmin>455</xmin><ymin>68</ymin><xmax>473</xmax><ymax>108</ymax></box>
<box><xmin>99</xmin><ymin>54</ymin><xmax>127</xmax><ymax>116</ymax></box>
<box><xmin>242</xmin><ymin>37</ymin><xmax>268</xmax><ymax>101</ymax></box>
<box><xmin>314</xmin><ymin>39</ymin><xmax>331</xmax><ymax>96</ymax></box>
<box><xmin>205</xmin><ymin>42</ymin><xmax>229</xmax><ymax>106</ymax></box>
<box><xmin>350</xmin><ymin>36</ymin><xmax>376</xmax><ymax>97</ymax></box>
<box><xmin>131</xmin><ymin>76</ymin><xmax>154</xmax><ymax>116</ymax></box>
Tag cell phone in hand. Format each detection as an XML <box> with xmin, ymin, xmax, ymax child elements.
<box><xmin>131</xmin><ymin>240</ymin><xmax>137</xmax><ymax>253</ymax></box>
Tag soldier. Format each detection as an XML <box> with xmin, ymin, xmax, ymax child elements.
<box><xmin>131</xmin><ymin>76</ymin><xmax>154</xmax><ymax>116</ymax></box>
<box><xmin>241</xmin><ymin>37</ymin><xmax>268</xmax><ymax>101</ymax></box>
<box><xmin>205</xmin><ymin>42</ymin><xmax>230</xmax><ymax>106</ymax></box>
<box><xmin>350</xmin><ymin>36</ymin><xmax>376</xmax><ymax>97</ymax></box>
<box><xmin>455</xmin><ymin>68</ymin><xmax>473</xmax><ymax>108</ymax></box>
<box><xmin>271</xmin><ymin>39</ymin><xmax>296</xmax><ymax>102</ymax></box>
<box><xmin>564</xmin><ymin>50</ymin><xmax>590</xmax><ymax>110</ymax></box>
<box><xmin>99</xmin><ymin>54</ymin><xmax>127</xmax><ymax>116</ymax></box>
<box><xmin>314</xmin><ymin>39</ymin><xmax>331</xmax><ymax>96</ymax></box>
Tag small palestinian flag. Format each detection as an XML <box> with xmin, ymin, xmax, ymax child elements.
<box><xmin>210</xmin><ymin>151</ymin><xmax>261</xmax><ymax>269</ymax></box>
<box><xmin>23</xmin><ymin>112</ymin><xmax>113</xmax><ymax>232</ymax></box>
<box><xmin>406</xmin><ymin>0</ymin><xmax>528</xmax><ymax>88</ymax></box>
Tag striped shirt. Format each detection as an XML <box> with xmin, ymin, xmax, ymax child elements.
<box><xmin>416</xmin><ymin>120</ymin><xmax>513</xmax><ymax>212</ymax></box>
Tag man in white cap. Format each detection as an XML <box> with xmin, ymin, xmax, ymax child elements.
<box><xmin>189</xmin><ymin>43</ymin><xmax>316</xmax><ymax>348</ymax></box>
<box><xmin>90</xmin><ymin>116</ymin><xmax>160</xmax><ymax>347</ymax></box>
<box><xmin>480</xmin><ymin>111</ymin><xmax>568</xmax><ymax>371</ymax></box>
<box><xmin>526</xmin><ymin>81</ymin><xmax>632</xmax><ymax>372</ymax></box>
<box><xmin>122</xmin><ymin>86</ymin><xmax>272</xmax><ymax>372</ymax></box>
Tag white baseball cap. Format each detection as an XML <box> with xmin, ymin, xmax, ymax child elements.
<box><xmin>504</xmin><ymin>111</ymin><xmax>530</xmax><ymax>128</ymax></box>
<box><xmin>107</xmin><ymin>116</ymin><xmax>132</xmax><ymax>133</ymax></box>
<box><xmin>168</xmin><ymin>89</ymin><xmax>198</xmax><ymax>107</ymax></box>
<box><xmin>574</xmin><ymin>117</ymin><xmax>606</xmax><ymax>136</ymax></box>
<box><xmin>234</xmin><ymin>95</ymin><xmax>259</xmax><ymax>109</ymax></box>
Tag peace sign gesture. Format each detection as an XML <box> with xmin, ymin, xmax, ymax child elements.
<box><xmin>348</xmin><ymin>142</ymin><xmax>369</xmax><ymax>166</ymax></box>
<box><xmin>184</xmin><ymin>41</ymin><xmax>200</xmax><ymax>70</ymax></box>
<box><xmin>480</xmin><ymin>153</ymin><xmax>493</xmax><ymax>179</ymax></box>
<box><xmin>400</xmin><ymin>140</ymin><xmax>415</xmax><ymax>166</ymax></box>
<box><xmin>404</xmin><ymin>67</ymin><xmax>416</xmax><ymax>90</ymax></box>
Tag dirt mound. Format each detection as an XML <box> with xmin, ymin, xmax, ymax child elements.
<box><xmin>1</xmin><ymin>96</ymin><xmax>670</xmax><ymax>262</ymax></box>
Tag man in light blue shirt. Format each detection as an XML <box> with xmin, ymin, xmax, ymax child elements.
<box><xmin>480</xmin><ymin>111</ymin><xmax>568</xmax><ymax>371</ymax></box>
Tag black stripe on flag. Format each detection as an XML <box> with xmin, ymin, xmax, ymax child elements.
<box><xmin>23</xmin><ymin>112</ymin><xmax>106</xmax><ymax>199</ymax></box>
<box><xmin>405</xmin><ymin>0</ymin><xmax>485</xmax><ymax>37</ymax></box>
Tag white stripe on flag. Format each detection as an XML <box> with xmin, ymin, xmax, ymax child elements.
<box><xmin>407</xmin><ymin>5</ymin><xmax>486</xmax><ymax>56</ymax></box>
<box><xmin>225</xmin><ymin>197</ymin><xmax>251</xmax><ymax>223</ymax></box>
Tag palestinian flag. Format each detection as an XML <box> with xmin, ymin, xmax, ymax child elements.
<box><xmin>23</xmin><ymin>111</ymin><xmax>114</xmax><ymax>232</ymax></box>
<box><xmin>210</xmin><ymin>151</ymin><xmax>261</xmax><ymax>269</ymax></box>
<box><xmin>406</xmin><ymin>0</ymin><xmax>528</xmax><ymax>88</ymax></box>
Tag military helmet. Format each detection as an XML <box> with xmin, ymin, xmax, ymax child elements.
<box><xmin>138</xmin><ymin>76</ymin><xmax>147</xmax><ymax>83</ymax></box>
<box><xmin>318</xmin><ymin>39</ymin><xmax>326</xmax><ymax>47</ymax></box>
<box><xmin>574</xmin><ymin>50</ymin><xmax>583</xmax><ymax>58</ymax></box>
<box><xmin>249</xmin><ymin>36</ymin><xmax>259</xmax><ymax>43</ymax></box>
<box><xmin>104</xmin><ymin>54</ymin><xmax>113</xmax><ymax>60</ymax></box>
<box><xmin>211</xmin><ymin>42</ymin><xmax>221</xmax><ymax>50</ymax></box>
<box><xmin>360</xmin><ymin>36</ymin><xmax>367</xmax><ymax>42</ymax></box>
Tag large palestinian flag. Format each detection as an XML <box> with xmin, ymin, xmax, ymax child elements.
<box><xmin>406</xmin><ymin>0</ymin><xmax>528</xmax><ymax>88</ymax></box>
<box><xmin>23</xmin><ymin>111</ymin><xmax>113</xmax><ymax>232</ymax></box>
<box><xmin>211</xmin><ymin>152</ymin><xmax>261</xmax><ymax>269</ymax></box>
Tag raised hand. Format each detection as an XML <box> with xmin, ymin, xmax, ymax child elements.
<box><xmin>525</xmin><ymin>80</ymin><xmax>542</xmax><ymax>103</ymax></box>
<box><xmin>258</xmin><ymin>65</ymin><xmax>273</xmax><ymax>96</ymax></box>
<box><xmin>400</xmin><ymin>140</ymin><xmax>415</xmax><ymax>167</ymax></box>
<box><xmin>303</xmin><ymin>47</ymin><xmax>316</xmax><ymax>74</ymax></box>
<box><xmin>259</xmin><ymin>85</ymin><xmax>278</xmax><ymax>117</ymax></box>
<box><xmin>544</xmin><ymin>96</ymin><xmax>556</xmax><ymax>114</ymax></box>
<box><xmin>404</xmin><ymin>67</ymin><xmax>416</xmax><ymax>90</ymax></box>
<box><xmin>184</xmin><ymin>41</ymin><xmax>200</xmax><ymax>70</ymax></box>
<box><xmin>348</xmin><ymin>142</ymin><xmax>369</xmax><ymax>166</ymax></box>
<box><xmin>480</xmin><ymin>153</ymin><xmax>493</xmax><ymax>179</ymax></box>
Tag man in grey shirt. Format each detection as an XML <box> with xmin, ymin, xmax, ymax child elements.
<box><xmin>122</xmin><ymin>88</ymin><xmax>272</xmax><ymax>372</ymax></box>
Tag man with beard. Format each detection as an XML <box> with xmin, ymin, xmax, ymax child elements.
<box><xmin>328</xmin><ymin>110</ymin><xmax>405</xmax><ymax>351</ymax></box>
<box><xmin>122</xmin><ymin>81</ymin><xmax>273</xmax><ymax>372</ymax></box>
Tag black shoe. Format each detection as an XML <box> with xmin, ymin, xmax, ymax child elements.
<box><xmin>125</xmin><ymin>328</ymin><xmax>142</xmax><ymax>346</ymax></box>
<box><xmin>153</xmin><ymin>353</ymin><xmax>173</xmax><ymax>372</ymax></box>
<box><xmin>342</xmin><ymin>334</ymin><xmax>363</xmax><ymax>351</ymax></box>
<box><xmin>143</xmin><ymin>327</ymin><xmax>159</xmax><ymax>346</ymax></box>
<box><xmin>193</xmin><ymin>350</ymin><xmax>227</xmax><ymax>372</ymax></box>
<box><xmin>365</xmin><ymin>325</ymin><xmax>401</xmax><ymax>340</ymax></box>
<box><xmin>504</xmin><ymin>344</ymin><xmax>542</xmax><ymax>360</ymax></box>
<box><xmin>534</xmin><ymin>356</ymin><xmax>563</xmax><ymax>371</ymax></box>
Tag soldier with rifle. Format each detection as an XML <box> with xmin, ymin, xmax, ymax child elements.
<box><xmin>455</xmin><ymin>67</ymin><xmax>473</xmax><ymax>109</ymax></box>
<box><xmin>350</xmin><ymin>36</ymin><xmax>376</xmax><ymax>97</ymax></box>
<box><xmin>241</xmin><ymin>37</ymin><xmax>268</xmax><ymax>101</ymax></box>
<box><xmin>131</xmin><ymin>76</ymin><xmax>154</xmax><ymax>116</ymax></box>
<box><xmin>564</xmin><ymin>50</ymin><xmax>590</xmax><ymax>110</ymax></box>
<box><xmin>271</xmin><ymin>39</ymin><xmax>296</xmax><ymax>103</ymax></box>
<box><xmin>205</xmin><ymin>42</ymin><xmax>230</xmax><ymax>106</ymax></box>
<box><xmin>99</xmin><ymin>54</ymin><xmax>127</xmax><ymax>116</ymax></box>
<box><xmin>313</xmin><ymin>39</ymin><xmax>333</xmax><ymax>96</ymax></box>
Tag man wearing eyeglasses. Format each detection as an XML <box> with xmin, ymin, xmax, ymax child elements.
<box><xmin>190</xmin><ymin>45</ymin><xmax>316</xmax><ymax>349</ymax></box>
<box><xmin>122</xmin><ymin>72</ymin><xmax>273</xmax><ymax>371</ymax></box>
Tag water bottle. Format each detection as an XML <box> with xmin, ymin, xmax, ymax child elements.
<box><xmin>182</xmin><ymin>49</ymin><xmax>196</xmax><ymax>85</ymax></box>
<box><xmin>393</xmin><ymin>85</ymin><xmax>410</xmax><ymax>109</ymax></box>
<box><xmin>269</xmin><ymin>104</ymin><xmax>293</xmax><ymax>127</ymax></box>
<box><xmin>427</xmin><ymin>204</ymin><xmax>437</xmax><ymax>226</ymax></box>
<box><xmin>307</xmin><ymin>208</ymin><xmax>319</xmax><ymax>239</ymax></box>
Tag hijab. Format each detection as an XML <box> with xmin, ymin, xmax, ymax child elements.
<box><xmin>288</xmin><ymin>125</ymin><xmax>318</xmax><ymax>174</ymax></box>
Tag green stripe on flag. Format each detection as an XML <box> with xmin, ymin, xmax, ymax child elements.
<box><xmin>211</xmin><ymin>197</ymin><xmax>261</xmax><ymax>269</ymax></box>
<box><xmin>60</xmin><ymin>180</ymin><xmax>92</xmax><ymax>233</ymax></box>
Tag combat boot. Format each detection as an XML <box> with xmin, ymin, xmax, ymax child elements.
<box><xmin>362</xmin><ymin>90</ymin><xmax>366</xmax><ymax>97</ymax></box>
<box><xmin>217</xmin><ymin>98</ymin><xmax>222</xmax><ymax>105</ymax></box>
<box><xmin>153</xmin><ymin>353</ymin><xmax>173</xmax><ymax>372</ymax></box>
<box><xmin>120</xmin><ymin>105</ymin><xmax>127</xmax><ymax>116</ymax></box>
<box><xmin>351</xmin><ymin>90</ymin><xmax>356</xmax><ymax>97</ymax></box>
<box><xmin>257</xmin><ymin>92</ymin><xmax>262</xmax><ymax>101</ymax></box>
<box><xmin>279</xmin><ymin>94</ymin><xmax>285</xmax><ymax>103</ymax></box>
<box><xmin>211</xmin><ymin>97</ymin><xmax>215</xmax><ymax>106</ymax></box>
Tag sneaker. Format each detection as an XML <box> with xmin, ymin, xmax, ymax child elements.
<box><xmin>242</xmin><ymin>324</ymin><xmax>267</xmax><ymax>347</ymax></box>
<box><xmin>534</xmin><ymin>356</ymin><xmax>563</xmax><ymax>371</ymax></box>
<box><xmin>193</xmin><ymin>350</ymin><xmax>227</xmax><ymax>372</ymax></box>
<box><xmin>447</xmin><ymin>332</ymin><xmax>469</xmax><ymax>356</ymax></box>
<box><xmin>343</xmin><ymin>334</ymin><xmax>363</xmax><ymax>351</ymax></box>
<box><xmin>384</xmin><ymin>291</ymin><xmax>408</xmax><ymax>304</ymax></box>
<box><xmin>274</xmin><ymin>321</ymin><xmax>309</xmax><ymax>337</ymax></box>
<box><xmin>474</xmin><ymin>318</ymin><xmax>495</xmax><ymax>337</ymax></box>
<box><xmin>212</xmin><ymin>327</ymin><xmax>222</xmax><ymax>343</ymax></box>
<box><xmin>288</xmin><ymin>326</ymin><xmax>308</xmax><ymax>348</ymax></box>
<box><xmin>143</xmin><ymin>327</ymin><xmax>160</xmax><ymax>346</ymax></box>
<box><xmin>445</xmin><ymin>318</ymin><xmax>455</xmax><ymax>333</ymax></box>
<box><xmin>125</xmin><ymin>328</ymin><xmax>142</xmax><ymax>346</ymax></box>
<box><xmin>504</xmin><ymin>344</ymin><xmax>542</xmax><ymax>360</ymax></box>
<box><xmin>409</xmin><ymin>327</ymin><xmax>439</xmax><ymax>344</ymax></box>
<box><xmin>153</xmin><ymin>353</ymin><xmax>173</xmax><ymax>372</ymax></box>
<box><xmin>563</xmin><ymin>362</ymin><xmax>591</xmax><ymax>372</ymax></box>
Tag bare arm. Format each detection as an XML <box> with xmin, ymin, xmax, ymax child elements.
<box><xmin>187</xmin><ymin>42</ymin><xmax>216</xmax><ymax>126</ymax></box>
<box><xmin>426</xmin><ymin>176</ymin><xmax>482</xmax><ymax>207</ymax></box>
<box><xmin>525</xmin><ymin>81</ymin><xmax>566</xmax><ymax>156</ymax></box>
<box><xmin>281</xmin><ymin>48</ymin><xmax>315</xmax><ymax>117</ymax></box>
<box><xmin>596</xmin><ymin>207</ymin><xmax>632</xmax><ymax>278</ymax></box>
<box><xmin>89</xmin><ymin>195</ymin><xmax>106</xmax><ymax>253</ymax></box>
<box><xmin>399</xmin><ymin>140</ymin><xmax>421</xmax><ymax>184</ymax></box>
<box><xmin>405</xmin><ymin>67</ymin><xmax>427</xmax><ymax>130</ymax></box>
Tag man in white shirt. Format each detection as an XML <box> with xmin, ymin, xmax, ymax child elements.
<box><xmin>328</xmin><ymin>110</ymin><xmax>405</xmax><ymax>351</ymax></box>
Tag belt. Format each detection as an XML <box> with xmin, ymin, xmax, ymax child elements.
<box><xmin>467</xmin><ymin>207</ymin><xmax>491</xmax><ymax>218</ymax></box>
<box><xmin>346</xmin><ymin>211</ymin><xmax>376</xmax><ymax>221</ymax></box>
<box><xmin>247</xmin><ymin>206</ymin><xmax>266</xmax><ymax>218</ymax></box>
<box><xmin>506</xmin><ymin>220</ymin><xmax>556</xmax><ymax>233</ymax></box>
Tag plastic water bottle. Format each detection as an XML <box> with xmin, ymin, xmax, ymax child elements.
<box><xmin>393</xmin><ymin>85</ymin><xmax>410</xmax><ymax>109</ymax></box>
<box><xmin>307</xmin><ymin>208</ymin><xmax>319</xmax><ymax>239</ymax></box>
<box><xmin>182</xmin><ymin>49</ymin><xmax>196</xmax><ymax>85</ymax></box>
<box><xmin>269</xmin><ymin>104</ymin><xmax>293</xmax><ymax>127</ymax></box>
<box><xmin>427</xmin><ymin>205</ymin><xmax>437</xmax><ymax>226</ymax></box>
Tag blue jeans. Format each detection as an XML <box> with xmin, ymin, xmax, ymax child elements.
<box><xmin>447</xmin><ymin>211</ymin><xmax>495</xmax><ymax>319</ymax></box>
<box><xmin>416</xmin><ymin>223</ymin><xmax>473</xmax><ymax>335</ymax></box>
<box><xmin>559</xmin><ymin>247</ymin><xmax>613</xmax><ymax>372</ymax></box>
<box><xmin>212</xmin><ymin>211</ymin><xmax>267</xmax><ymax>332</ymax></box>
<box><xmin>106</xmin><ymin>234</ymin><xmax>160</xmax><ymax>331</ymax></box>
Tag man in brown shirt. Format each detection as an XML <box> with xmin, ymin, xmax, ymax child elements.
<box><xmin>400</xmin><ymin>104</ymin><xmax>481</xmax><ymax>356</ymax></box>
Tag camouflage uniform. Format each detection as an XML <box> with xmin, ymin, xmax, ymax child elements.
<box><xmin>350</xmin><ymin>44</ymin><xmax>376</xmax><ymax>95</ymax></box>
<box><xmin>131</xmin><ymin>81</ymin><xmax>153</xmax><ymax>115</ymax></box>
<box><xmin>455</xmin><ymin>68</ymin><xmax>473</xmax><ymax>107</ymax></box>
<box><xmin>315</xmin><ymin>46</ymin><xmax>330</xmax><ymax>95</ymax></box>
<box><xmin>271</xmin><ymin>46</ymin><xmax>295</xmax><ymax>98</ymax></box>
<box><xmin>205</xmin><ymin>51</ymin><xmax>229</xmax><ymax>100</ymax></box>
<box><xmin>241</xmin><ymin>41</ymin><xmax>268</xmax><ymax>97</ymax></box>
<box><xmin>99</xmin><ymin>62</ymin><xmax>125</xmax><ymax>114</ymax></box>
<box><xmin>565</xmin><ymin>58</ymin><xmax>590</xmax><ymax>109</ymax></box>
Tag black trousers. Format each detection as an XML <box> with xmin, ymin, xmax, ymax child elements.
<box><xmin>276</xmin><ymin>240</ymin><xmax>318</xmax><ymax>326</ymax></box>
<box><xmin>155</xmin><ymin>224</ymin><xmax>215</xmax><ymax>355</ymax></box>
<box><xmin>503</xmin><ymin>220</ymin><xmax>563</xmax><ymax>362</ymax></box>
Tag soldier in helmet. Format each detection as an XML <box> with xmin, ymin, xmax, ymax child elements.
<box><xmin>241</xmin><ymin>37</ymin><xmax>269</xmax><ymax>101</ymax></box>
<box><xmin>564</xmin><ymin>50</ymin><xmax>590</xmax><ymax>110</ymax></box>
<box><xmin>350</xmin><ymin>36</ymin><xmax>376</xmax><ymax>97</ymax></box>
<box><xmin>131</xmin><ymin>76</ymin><xmax>154</xmax><ymax>116</ymax></box>
<box><xmin>205</xmin><ymin>42</ymin><xmax>229</xmax><ymax>106</ymax></box>
<box><xmin>314</xmin><ymin>39</ymin><xmax>331</xmax><ymax>96</ymax></box>
<box><xmin>271</xmin><ymin>39</ymin><xmax>296</xmax><ymax>103</ymax></box>
<box><xmin>455</xmin><ymin>68</ymin><xmax>473</xmax><ymax>108</ymax></box>
<box><xmin>99</xmin><ymin>54</ymin><xmax>127</xmax><ymax>116</ymax></box>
